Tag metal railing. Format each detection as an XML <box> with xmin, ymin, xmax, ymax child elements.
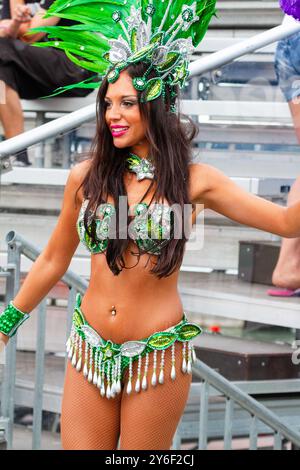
<box><xmin>0</xmin><ymin>231</ymin><xmax>87</xmax><ymax>449</ymax></box>
<box><xmin>1</xmin><ymin>232</ymin><xmax>300</xmax><ymax>450</ymax></box>
<box><xmin>1</xmin><ymin>22</ymin><xmax>300</xmax><ymax>166</ymax></box>
<box><xmin>173</xmin><ymin>361</ymin><xmax>300</xmax><ymax>450</ymax></box>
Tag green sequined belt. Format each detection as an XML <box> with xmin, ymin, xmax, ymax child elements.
<box><xmin>66</xmin><ymin>293</ymin><xmax>202</xmax><ymax>399</ymax></box>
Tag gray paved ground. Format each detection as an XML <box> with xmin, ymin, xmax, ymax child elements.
<box><xmin>12</xmin><ymin>424</ymin><xmax>62</xmax><ymax>450</ymax></box>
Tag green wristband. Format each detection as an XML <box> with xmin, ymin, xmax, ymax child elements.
<box><xmin>0</xmin><ymin>301</ymin><xmax>30</xmax><ymax>338</ymax></box>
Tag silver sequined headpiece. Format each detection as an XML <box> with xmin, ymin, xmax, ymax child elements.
<box><xmin>29</xmin><ymin>0</ymin><xmax>217</xmax><ymax>107</ymax></box>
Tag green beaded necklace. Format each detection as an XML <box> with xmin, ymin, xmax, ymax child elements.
<box><xmin>126</xmin><ymin>153</ymin><xmax>155</xmax><ymax>181</ymax></box>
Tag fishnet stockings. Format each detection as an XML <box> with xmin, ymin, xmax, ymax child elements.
<box><xmin>61</xmin><ymin>340</ymin><xmax>192</xmax><ymax>450</ymax></box>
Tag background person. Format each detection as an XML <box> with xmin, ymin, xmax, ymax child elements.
<box><xmin>268</xmin><ymin>11</ymin><xmax>300</xmax><ymax>297</ymax></box>
<box><xmin>0</xmin><ymin>0</ymin><xmax>98</xmax><ymax>166</ymax></box>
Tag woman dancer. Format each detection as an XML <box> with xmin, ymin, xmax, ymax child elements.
<box><xmin>1</xmin><ymin>0</ymin><xmax>300</xmax><ymax>450</ymax></box>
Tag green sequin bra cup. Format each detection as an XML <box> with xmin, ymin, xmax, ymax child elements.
<box><xmin>0</xmin><ymin>302</ymin><xmax>30</xmax><ymax>338</ymax></box>
<box><xmin>76</xmin><ymin>151</ymin><xmax>174</xmax><ymax>256</ymax></box>
<box><xmin>66</xmin><ymin>293</ymin><xmax>202</xmax><ymax>399</ymax></box>
<box><xmin>76</xmin><ymin>199</ymin><xmax>174</xmax><ymax>256</ymax></box>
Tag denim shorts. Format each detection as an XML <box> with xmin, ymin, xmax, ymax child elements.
<box><xmin>274</xmin><ymin>31</ymin><xmax>300</xmax><ymax>102</ymax></box>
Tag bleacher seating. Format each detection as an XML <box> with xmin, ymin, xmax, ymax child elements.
<box><xmin>2</xmin><ymin>1</ymin><xmax>300</xmax><ymax>450</ymax></box>
<box><xmin>0</xmin><ymin>0</ymin><xmax>294</xmax><ymax>270</ymax></box>
<box><xmin>0</xmin><ymin>0</ymin><xmax>289</xmax><ymax>167</ymax></box>
<box><xmin>0</xmin><ymin>0</ymin><xmax>298</xmax><ymax>329</ymax></box>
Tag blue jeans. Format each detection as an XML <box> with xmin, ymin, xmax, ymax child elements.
<box><xmin>274</xmin><ymin>31</ymin><xmax>300</xmax><ymax>102</ymax></box>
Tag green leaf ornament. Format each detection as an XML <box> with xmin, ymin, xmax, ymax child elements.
<box><xmin>142</xmin><ymin>77</ymin><xmax>163</xmax><ymax>102</ymax></box>
<box><xmin>147</xmin><ymin>332</ymin><xmax>178</xmax><ymax>350</ymax></box>
<box><xmin>175</xmin><ymin>323</ymin><xmax>203</xmax><ymax>341</ymax></box>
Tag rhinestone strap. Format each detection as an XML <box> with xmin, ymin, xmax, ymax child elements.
<box><xmin>0</xmin><ymin>302</ymin><xmax>30</xmax><ymax>338</ymax></box>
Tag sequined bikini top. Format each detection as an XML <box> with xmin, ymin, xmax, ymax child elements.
<box><xmin>76</xmin><ymin>198</ymin><xmax>174</xmax><ymax>256</ymax></box>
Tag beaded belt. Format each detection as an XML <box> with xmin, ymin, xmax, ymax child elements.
<box><xmin>66</xmin><ymin>293</ymin><xmax>202</xmax><ymax>399</ymax></box>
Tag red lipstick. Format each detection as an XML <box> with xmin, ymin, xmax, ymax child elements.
<box><xmin>111</xmin><ymin>126</ymin><xmax>129</xmax><ymax>137</ymax></box>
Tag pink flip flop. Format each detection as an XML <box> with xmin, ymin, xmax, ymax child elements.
<box><xmin>267</xmin><ymin>288</ymin><xmax>300</xmax><ymax>297</ymax></box>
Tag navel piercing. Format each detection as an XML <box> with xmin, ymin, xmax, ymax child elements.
<box><xmin>111</xmin><ymin>305</ymin><xmax>117</xmax><ymax>316</ymax></box>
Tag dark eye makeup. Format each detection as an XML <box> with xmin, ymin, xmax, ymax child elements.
<box><xmin>104</xmin><ymin>100</ymin><xmax>137</xmax><ymax>107</ymax></box>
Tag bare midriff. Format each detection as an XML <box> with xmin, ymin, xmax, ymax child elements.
<box><xmin>81</xmin><ymin>251</ymin><xmax>183</xmax><ymax>344</ymax></box>
<box><xmin>79</xmin><ymin>171</ymin><xmax>200</xmax><ymax>344</ymax></box>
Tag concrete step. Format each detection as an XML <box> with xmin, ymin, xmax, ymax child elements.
<box><xmin>11</xmin><ymin>424</ymin><xmax>62</xmax><ymax>450</ymax></box>
<box><xmin>209</xmin><ymin>2</ymin><xmax>283</xmax><ymax>29</ymax></box>
<box><xmin>194</xmin><ymin>152</ymin><xmax>300</xmax><ymax>179</ymax></box>
<box><xmin>178</xmin><ymin>271</ymin><xmax>300</xmax><ymax>329</ymax></box>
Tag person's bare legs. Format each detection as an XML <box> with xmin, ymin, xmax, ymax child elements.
<box><xmin>0</xmin><ymin>81</ymin><xmax>24</xmax><ymax>138</ymax></box>
<box><xmin>289</xmin><ymin>97</ymin><xmax>300</xmax><ymax>142</ymax></box>
<box><xmin>0</xmin><ymin>81</ymin><xmax>31</xmax><ymax>164</ymax></box>
<box><xmin>272</xmin><ymin>99</ymin><xmax>300</xmax><ymax>289</ymax></box>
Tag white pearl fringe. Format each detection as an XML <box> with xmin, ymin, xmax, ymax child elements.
<box><xmin>76</xmin><ymin>356</ymin><xmax>82</xmax><ymax>372</ymax></box>
<box><xmin>67</xmin><ymin>333</ymin><xmax>196</xmax><ymax>399</ymax></box>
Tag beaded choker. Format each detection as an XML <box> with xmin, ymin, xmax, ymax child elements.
<box><xmin>126</xmin><ymin>153</ymin><xmax>155</xmax><ymax>181</ymax></box>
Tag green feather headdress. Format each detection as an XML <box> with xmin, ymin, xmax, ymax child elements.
<box><xmin>28</xmin><ymin>0</ymin><xmax>217</xmax><ymax>102</ymax></box>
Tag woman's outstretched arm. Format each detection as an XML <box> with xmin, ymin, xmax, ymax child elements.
<box><xmin>191</xmin><ymin>163</ymin><xmax>300</xmax><ymax>238</ymax></box>
<box><xmin>0</xmin><ymin>160</ymin><xmax>90</xmax><ymax>345</ymax></box>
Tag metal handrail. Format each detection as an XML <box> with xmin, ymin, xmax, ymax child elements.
<box><xmin>1</xmin><ymin>23</ymin><xmax>300</xmax><ymax>159</ymax></box>
<box><xmin>1</xmin><ymin>231</ymin><xmax>300</xmax><ymax>450</ymax></box>
<box><xmin>191</xmin><ymin>359</ymin><xmax>300</xmax><ymax>450</ymax></box>
<box><xmin>189</xmin><ymin>22</ymin><xmax>300</xmax><ymax>76</ymax></box>
<box><xmin>0</xmin><ymin>231</ymin><xmax>88</xmax><ymax>449</ymax></box>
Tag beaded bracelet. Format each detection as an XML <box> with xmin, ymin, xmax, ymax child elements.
<box><xmin>0</xmin><ymin>302</ymin><xmax>30</xmax><ymax>338</ymax></box>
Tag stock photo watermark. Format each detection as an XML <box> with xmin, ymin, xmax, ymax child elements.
<box><xmin>204</xmin><ymin>72</ymin><xmax>300</xmax><ymax>124</ymax></box>
<box><xmin>88</xmin><ymin>196</ymin><xmax>205</xmax><ymax>251</ymax></box>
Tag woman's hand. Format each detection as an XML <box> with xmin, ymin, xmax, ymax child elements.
<box><xmin>12</xmin><ymin>4</ymin><xmax>32</xmax><ymax>24</ymax></box>
<box><xmin>1</xmin><ymin>5</ymin><xmax>32</xmax><ymax>39</ymax></box>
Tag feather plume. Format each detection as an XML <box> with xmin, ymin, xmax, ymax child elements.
<box><xmin>27</xmin><ymin>0</ymin><xmax>217</xmax><ymax>97</ymax></box>
<box><xmin>279</xmin><ymin>0</ymin><xmax>300</xmax><ymax>21</ymax></box>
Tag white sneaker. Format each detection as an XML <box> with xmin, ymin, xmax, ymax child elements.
<box><xmin>12</xmin><ymin>159</ymin><xmax>32</xmax><ymax>167</ymax></box>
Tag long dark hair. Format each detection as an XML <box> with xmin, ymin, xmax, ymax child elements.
<box><xmin>75</xmin><ymin>61</ymin><xmax>199</xmax><ymax>278</ymax></box>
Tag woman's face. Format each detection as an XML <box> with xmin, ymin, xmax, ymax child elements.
<box><xmin>104</xmin><ymin>70</ymin><xmax>149</xmax><ymax>153</ymax></box>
